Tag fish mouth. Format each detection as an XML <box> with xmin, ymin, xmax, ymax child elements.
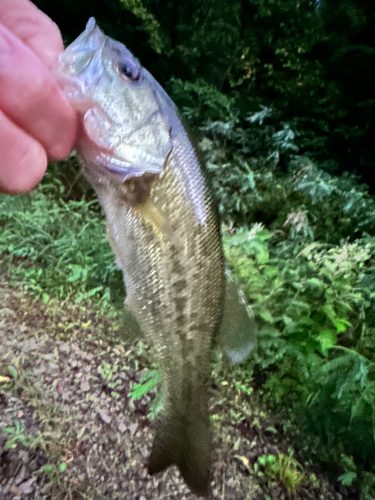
<box><xmin>78</xmin><ymin>127</ymin><xmax>168</xmax><ymax>183</ymax></box>
<box><xmin>54</xmin><ymin>18</ymin><xmax>106</xmax><ymax>111</ymax></box>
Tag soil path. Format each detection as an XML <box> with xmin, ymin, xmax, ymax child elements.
<box><xmin>0</xmin><ymin>279</ymin><xmax>339</xmax><ymax>500</ymax></box>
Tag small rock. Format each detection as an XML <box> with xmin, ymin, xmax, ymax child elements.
<box><xmin>14</xmin><ymin>465</ymin><xmax>26</xmax><ymax>485</ymax></box>
<box><xmin>27</xmin><ymin>460</ymin><xmax>38</xmax><ymax>473</ymax></box>
<box><xmin>19</xmin><ymin>478</ymin><xmax>35</xmax><ymax>494</ymax></box>
<box><xmin>129</xmin><ymin>423</ymin><xmax>138</xmax><ymax>435</ymax></box>
<box><xmin>23</xmin><ymin>339</ymin><xmax>37</xmax><ymax>351</ymax></box>
<box><xmin>18</xmin><ymin>450</ymin><xmax>29</xmax><ymax>464</ymax></box>
<box><xmin>80</xmin><ymin>379</ymin><xmax>90</xmax><ymax>392</ymax></box>
<box><xmin>34</xmin><ymin>364</ymin><xmax>46</xmax><ymax>374</ymax></box>
<box><xmin>40</xmin><ymin>482</ymin><xmax>53</xmax><ymax>494</ymax></box>
<box><xmin>59</xmin><ymin>342</ymin><xmax>71</xmax><ymax>353</ymax></box>
<box><xmin>99</xmin><ymin>411</ymin><xmax>111</xmax><ymax>424</ymax></box>
<box><xmin>10</xmin><ymin>484</ymin><xmax>22</xmax><ymax>496</ymax></box>
<box><xmin>118</xmin><ymin>422</ymin><xmax>127</xmax><ymax>433</ymax></box>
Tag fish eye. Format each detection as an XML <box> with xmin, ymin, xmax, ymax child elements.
<box><xmin>118</xmin><ymin>62</ymin><xmax>141</xmax><ymax>82</ymax></box>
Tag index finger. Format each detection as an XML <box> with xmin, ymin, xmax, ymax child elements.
<box><xmin>0</xmin><ymin>0</ymin><xmax>63</xmax><ymax>66</ymax></box>
<box><xmin>0</xmin><ymin>23</ymin><xmax>77</xmax><ymax>160</ymax></box>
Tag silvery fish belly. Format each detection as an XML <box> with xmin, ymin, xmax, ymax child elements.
<box><xmin>56</xmin><ymin>18</ymin><xmax>225</xmax><ymax>497</ymax></box>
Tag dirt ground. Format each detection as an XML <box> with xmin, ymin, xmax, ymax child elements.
<box><xmin>0</xmin><ymin>277</ymin><xmax>342</xmax><ymax>500</ymax></box>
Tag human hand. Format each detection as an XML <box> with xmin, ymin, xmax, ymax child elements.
<box><xmin>0</xmin><ymin>0</ymin><xmax>77</xmax><ymax>193</ymax></box>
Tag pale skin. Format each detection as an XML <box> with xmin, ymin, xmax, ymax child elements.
<box><xmin>0</xmin><ymin>0</ymin><xmax>77</xmax><ymax>194</ymax></box>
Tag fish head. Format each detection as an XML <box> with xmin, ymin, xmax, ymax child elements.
<box><xmin>56</xmin><ymin>18</ymin><xmax>172</xmax><ymax>182</ymax></box>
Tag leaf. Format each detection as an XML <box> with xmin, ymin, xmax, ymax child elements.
<box><xmin>307</xmin><ymin>278</ymin><xmax>325</xmax><ymax>289</ymax></box>
<box><xmin>317</xmin><ymin>329</ymin><xmax>337</xmax><ymax>356</ymax></box>
<box><xmin>7</xmin><ymin>366</ymin><xmax>17</xmax><ymax>379</ymax></box>
<box><xmin>321</xmin><ymin>303</ymin><xmax>336</xmax><ymax>323</ymax></box>
<box><xmin>130</xmin><ymin>369</ymin><xmax>161</xmax><ymax>400</ymax></box>
<box><xmin>320</xmin><ymin>354</ymin><xmax>353</xmax><ymax>374</ymax></box>
<box><xmin>292</xmin><ymin>300</ymin><xmax>311</xmax><ymax>311</ymax></box>
<box><xmin>338</xmin><ymin>471</ymin><xmax>357</xmax><ymax>486</ymax></box>
<box><xmin>39</xmin><ymin>464</ymin><xmax>56</xmax><ymax>473</ymax></box>
<box><xmin>59</xmin><ymin>463</ymin><xmax>67</xmax><ymax>472</ymax></box>
<box><xmin>334</xmin><ymin>318</ymin><xmax>351</xmax><ymax>333</ymax></box>
<box><xmin>259</xmin><ymin>310</ymin><xmax>274</xmax><ymax>324</ymax></box>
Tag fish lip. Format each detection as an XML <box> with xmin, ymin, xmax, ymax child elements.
<box><xmin>79</xmin><ymin>146</ymin><xmax>162</xmax><ymax>183</ymax></box>
<box><xmin>85</xmin><ymin>17</ymin><xmax>96</xmax><ymax>32</ymax></box>
<box><xmin>54</xmin><ymin>17</ymin><xmax>107</xmax><ymax>109</ymax></box>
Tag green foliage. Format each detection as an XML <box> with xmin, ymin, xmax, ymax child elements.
<box><xmin>192</xmin><ymin>102</ymin><xmax>375</xmax><ymax>248</ymax></box>
<box><xmin>0</xmin><ymin>171</ymin><xmax>124</xmax><ymax>307</ymax></box>
<box><xmin>100</xmin><ymin>362</ymin><xmax>117</xmax><ymax>381</ymax></box>
<box><xmin>129</xmin><ymin>369</ymin><xmax>163</xmax><ymax>419</ymax></box>
<box><xmin>169</xmin><ymin>78</ymin><xmax>236</xmax><ymax>123</ymax></box>
<box><xmin>255</xmin><ymin>452</ymin><xmax>304</xmax><ymax>491</ymax></box>
<box><xmin>3</xmin><ymin>420</ymin><xmax>33</xmax><ymax>449</ymax></box>
<box><xmin>37</xmin><ymin>462</ymin><xmax>68</xmax><ymax>480</ymax></box>
<box><xmin>361</xmin><ymin>470</ymin><xmax>375</xmax><ymax>500</ymax></box>
<box><xmin>130</xmin><ymin>369</ymin><xmax>161</xmax><ymax>400</ymax></box>
<box><xmin>224</xmin><ymin>223</ymin><xmax>375</xmax><ymax>491</ymax></box>
<box><xmin>338</xmin><ymin>454</ymin><xmax>357</xmax><ymax>487</ymax></box>
<box><xmin>197</xmin><ymin>107</ymin><xmax>298</xmax><ymax>226</ymax></box>
<box><xmin>290</xmin><ymin>158</ymin><xmax>375</xmax><ymax>241</ymax></box>
<box><xmin>7</xmin><ymin>365</ymin><xmax>18</xmax><ymax>380</ymax></box>
<box><xmin>118</xmin><ymin>0</ymin><xmax>164</xmax><ymax>53</ymax></box>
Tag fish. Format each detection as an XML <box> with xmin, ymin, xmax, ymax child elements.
<box><xmin>56</xmin><ymin>18</ymin><xmax>225</xmax><ymax>497</ymax></box>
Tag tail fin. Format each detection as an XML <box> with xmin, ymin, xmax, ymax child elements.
<box><xmin>148</xmin><ymin>410</ymin><xmax>211</xmax><ymax>497</ymax></box>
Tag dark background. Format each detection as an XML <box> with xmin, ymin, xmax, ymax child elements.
<box><xmin>34</xmin><ymin>0</ymin><xmax>375</xmax><ymax>190</ymax></box>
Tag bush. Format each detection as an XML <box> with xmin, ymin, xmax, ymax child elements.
<box><xmin>224</xmin><ymin>224</ymin><xmax>375</xmax><ymax>484</ymax></box>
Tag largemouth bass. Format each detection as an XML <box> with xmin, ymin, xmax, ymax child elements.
<box><xmin>57</xmin><ymin>18</ymin><xmax>225</xmax><ymax>496</ymax></box>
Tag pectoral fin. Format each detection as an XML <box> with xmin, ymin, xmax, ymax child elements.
<box><xmin>133</xmin><ymin>198</ymin><xmax>173</xmax><ymax>240</ymax></box>
<box><xmin>218</xmin><ymin>270</ymin><xmax>257</xmax><ymax>364</ymax></box>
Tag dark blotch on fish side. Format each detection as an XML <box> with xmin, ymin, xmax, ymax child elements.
<box><xmin>121</xmin><ymin>176</ymin><xmax>156</xmax><ymax>206</ymax></box>
<box><xmin>173</xmin><ymin>279</ymin><xmax>187</xmax><ymax>294</ymax></box>
<box><xmin>174</xmin><ymin>296</ymin><xmax>187</xmax><ymax>313</ymax></box>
